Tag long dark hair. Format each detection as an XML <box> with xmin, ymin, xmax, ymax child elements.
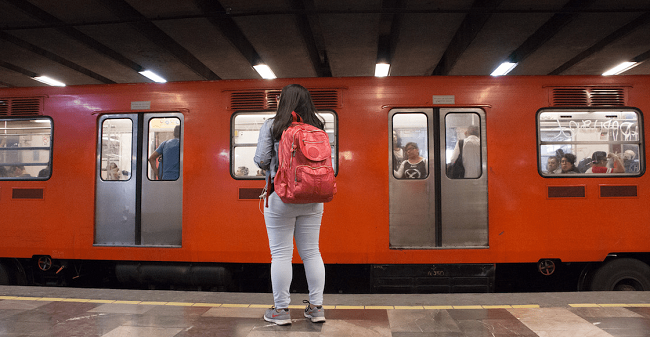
<box><xmin>561</xmin><ymin>153</ymin><xmax>579</xmax><ymax>172</ymax></box>
<box><xmin>271</xmin><ymin>84</ymin><xmax>324</xmax><ymax>141</ymax></box>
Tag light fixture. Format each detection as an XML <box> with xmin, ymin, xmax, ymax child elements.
<box><xmin>375</xmin><ymin>63</ymin><xmax>390</xmax><ymax>77</ymax></box>
<box><xmin>253</xmin><ymin>64</ymin><xmax>276</xmax><ymax>79</ymax></box>
<box><xmin>32</xmin><ymin>76</ymin><xmax>66</xmax><ymax>87</ymax></box>
<box><xmin>602</xmin><ymin>61</ymin><xmax>639</xmax><ymax>76</ymax></box>
<box><xmin>139</xmin><ymin>70</ymin><xmax>167</xmax><ymax>83</ymax></box>
<box><xmin>490</xmin><ymin>62</ymin><xmax>518</xmax><ymax>76</ymax></box>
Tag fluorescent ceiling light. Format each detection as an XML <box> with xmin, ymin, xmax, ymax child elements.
<box><xmin>253</xmin><ymin>64</ymin><xmax>276</xmax><ymax>79</ymax></box>
<box><xmin>602</xmin><ymin>61</ymin><xmax>639</xmax><ymax>76</ymax></box>
<box><xmin>490</xmin><ymin>62</ymin><xmax>517</xmax><ymax>76</ymax></box>
<box><xmin>139</xmin><ymin>70</ymin><xmax>167</xmax><ymax>83</ymax></box>
<box><xmin>375</xmin><ymin>63</ymin><xmax>390</xmax><ymax>77</ymax></box>
<box><xmin>32</xmin><ymin>76</ymin><xmax>66</xmax><ymax>87</ymax></box>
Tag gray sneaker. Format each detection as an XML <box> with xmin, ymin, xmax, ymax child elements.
<box><xmin>303</xmin><ymin>300</ymin><xmax>326</xmax><ymax>323</ymax></box>
<box><xmin>264</xmin><ymin>307</ymin><xmax>291</xmax><ymax>325</ymax></box>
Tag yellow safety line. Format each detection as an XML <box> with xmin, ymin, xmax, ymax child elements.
<box><xmin>193</xmin><ymin>303</ymin><xmax>222</xmax><ymax>307</ymax></box>
<box><xmin>37</xmin><ymin>297</ymin><xmax>64</xmax><ymax>301</ymax></box>
<box><xmin>166</xmin><ymin>302</ymin><xmax>194</xmax><ymax>306</ymax></box>
<box><xmin>569</xmin><ymin>303</ymin><xmax>600</xmax><ymax>307</ymax></box>
<box><xmin>424</xmin><ymin>305</ymin><xmax>453</xmax><ymax>309</ymax></box>
<box><xmin>511</xmin><ymin>305</ymin><xmax>540</xmax><ymax>309</ymax></box>
<box><xmin>0</xmin><ymin>295</ymin><xmax>646</xmax><ymax>309</ymax></box>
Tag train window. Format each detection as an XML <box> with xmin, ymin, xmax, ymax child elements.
<box><xmin>232</xmin><ymin>111</ymin><xmax>337</xmax><ymax>179</ymax></box>
<box><xmin>538</xmin><ymin>109</ymin><xmax>642</xmax><ymax>176</ymax></box>
<box><xmin>100</xmin><ymin>118</ymin><xmax>132</xmax><ymax>181</ymax></box>
<box><xmin>445</xmin><ymin>113</ymin><xmax>482</xmax><ymax>179</ymax></box>
<box><xmin>0</xmin><ymin>118</ymin><xmax>52</xmax><ymax>179</ymax></box>
<box><xmin>392</xmin><ymin>113</ymin><xmax>428</xmax><ymax>179</ymax></box>
<box><xmin>147</xmin><ymin>117</ymin><xmax>181</xmax><ymax>180</ymax></box>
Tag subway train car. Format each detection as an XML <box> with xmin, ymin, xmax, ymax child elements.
<box><xmin>0</xmin><ymin>75</ymin><xmax>648</xmax><ymax>293</ymax></box>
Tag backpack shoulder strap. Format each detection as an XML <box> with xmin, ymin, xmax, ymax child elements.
<box><xmin>291</xmin><ymin>111</ymin><xmax>302</xmax><ymax>123</ymax></box>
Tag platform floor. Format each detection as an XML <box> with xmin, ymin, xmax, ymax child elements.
<box><xmin>0</xmin><ymin>286</ymin><xmax>650</xmax><ymax>336</ymax></box>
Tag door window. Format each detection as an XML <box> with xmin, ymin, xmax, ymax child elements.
<box><xmin>147</xmin><ymin>118</ymin><xmax>181</xmax><ymax>180</ymax></box>
<box><xmin>100</xmin><ymin>118</ymin><xmax>132</xmax><ymax>181</ymax></box>
<box><xmin>445</xmin><ymin>113</ymin><xmax>482</xmax><ymax>179</ymax></box>
<box><xmin>392</xmin><ymin>113</ymin><xmax>428</xmax><ymax>179</ymax></box>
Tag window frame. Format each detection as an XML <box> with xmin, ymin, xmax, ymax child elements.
<box><xmin>537</xmin><ymin>108</ymin><xmax>644</xmax><ymax>177</ymax></box>
<box><xmin>444</xmin><ymin>112</ymin><xmax>482</xmax><ymax>179</ymax></box>
<box><xmin>99</xmin><ymin>118</ymin><xmax>133</xmax><ymax>182</ymax></box>
<box><xmin>391</xmin><ymin>112</ymin><xmax>430</xmax><ymax>180</ymax></box>
<box><xmin>231</xmin><ymin>110</ymin><xmax>338</xmax><ymax>180</ymax></box>
<box><xmin>0</xmin><ymin>117</ymin><xmax>53</xmax><ymax>180</ymax></box>
<box><xmin>146</xmin><ymin>117</ymin><xmax>182</xmax><ymax>181</ymax></box>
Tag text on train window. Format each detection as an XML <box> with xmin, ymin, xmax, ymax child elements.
<box><xmin>0</xmin><ymin>118</ymin><xmax>52</xmax><ymax>179</ymax></box>
<box><xmin>445</xmin><ymin>113</ymin><xmax>482</xmax><ymax>179</ymax></box>
<box><xmin>538</xmin><ymin>109</ymin><xmax>642</xmax><ymax>176</ymax></box>
<box><xmin>100</xmin><ymin>118</ymin><xmax>132</xmax><ymax>181</ymax></box>
<box><xmin>392</xmin><ymin>113</ymin><xmax>428</xmax><ymax>179</ymax></box>
<box><xmin>232</xmin><ymin>111</ymin><xmax>337</xmax><ymax>179</ymax></box>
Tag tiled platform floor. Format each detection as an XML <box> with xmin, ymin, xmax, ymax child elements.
<box><xmin>0</xmin><ymin>286</ymin><xmax>649</xmax><ymax>336</ymax></box>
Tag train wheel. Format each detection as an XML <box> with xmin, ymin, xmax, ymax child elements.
<box><xmin>590</xmin><ymin>258</ymin><xmax>650</xmax><ymax>291</ymax></box>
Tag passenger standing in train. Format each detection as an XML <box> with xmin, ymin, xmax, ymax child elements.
<box><xmin>392</xmin><ymin>131</ymin><xmax>404</xmax><ymax>169</ymax></box>
<box><xmin>254</xmin><ymin>84</ymin><xmax>327</xmax><ymax>326</ymax></box>
<box><xmin>148</xmin><ymin>125</ymin><xmax>180</xmax><ymax>180</ymax></box>
<box><xmin>560</xmin><ymin>153</ymin><xmax>580</xmax><ymax>174</ymax></box>
<box><xmin>585</xmin><ymin>151</ymin><xmax>624</xmax><ymax>173</ymax></box>
<box><xmin>449</xmin><ymin>125</ymin><xmax>481</xmax><ymax>178</ymax></box>
<box><xmin>394</xmin><ymin>142</ymin><xmax>427</xmax><ymax>179</ymax></box>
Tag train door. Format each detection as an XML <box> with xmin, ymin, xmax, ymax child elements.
<box><xmin>389</xmin><ymin>108</ymin><xmax>487</xmax><ymax>248</ymax></box>
<box><xmin>95</xmin><ymin>113</ymin><xmax>183</xmax><ymax>246</ymax></box>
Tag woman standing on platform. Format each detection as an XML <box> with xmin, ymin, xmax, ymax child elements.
<box><xmin>254</xmin><ymin>84</ymin><xmax>327</xmax><ymax>326</ymax></box>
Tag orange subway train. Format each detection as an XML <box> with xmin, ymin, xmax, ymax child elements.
<box><xmin>0</xmin><ymin>76</ymin><xmax>648</xmax><ymax>293</ymax></box>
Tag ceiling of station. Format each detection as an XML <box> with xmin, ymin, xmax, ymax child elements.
<box><xmin>1</xmin><ymin>0</ymin><xmax>649</xmax><ymax>88</ymax></box>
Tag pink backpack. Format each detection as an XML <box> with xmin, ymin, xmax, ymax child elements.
<box><xmin>273</xmin><ymin>111</ymin><xmax>336</xmax><ymax>204</ymax></box>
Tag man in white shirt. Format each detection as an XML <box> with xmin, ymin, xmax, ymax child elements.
<box><xmin>450</xmin><ymin>125</ymin><xmax>481</xmax><ymax>178</ymax></box>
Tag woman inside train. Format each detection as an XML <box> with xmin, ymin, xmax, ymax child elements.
<box><xmin>394</xmin><ymin>142</ymin><xmax>428</xmax><ymax>179</ymax></box>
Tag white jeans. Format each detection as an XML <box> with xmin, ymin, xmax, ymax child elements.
<box><xmin>264</xmin><ymin>192</ymin><xmax>325</xmax><ymax>308</ymax></box>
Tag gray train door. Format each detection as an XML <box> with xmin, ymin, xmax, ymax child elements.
<box><xmin>389</xmin><ymin>108</ymin><xmax>487</xmax><ymax>248</ymax></box>
<box><xmin>95</xmin><ymin>113</ymin><xmax>183</xmax><ymax>246</ymax></box>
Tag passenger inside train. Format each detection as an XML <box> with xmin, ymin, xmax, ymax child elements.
<box><xmin>449</xmin><ymin>125</ymin><xmax>481</xmax><ymax>178</ymax></box>
<box><xmin>392</xmin><ymin>131</ymin><xmax>404</xmax><ymax>169</ymax></box>
<box><xmin>560</xmin><ymin>153</ymin><xmax>580</xmax><ymax>174</ymax></box>
<box><xmin>10</xmin><ymin>165</ymin><xmax>31</xmax><ymax>177</ymax></box>
<box><xmin>148</xmin><ymin>125</ymin><xmax>181</xmax><ymax>180</ymax></box>
<box><xmin>545</xmin><ymin>156</ymin><xmax>561</xmax><ymax>174</ymax></box>
<box><xmin>106</xmin><ymin>162</ymin><xmax>124</xmax><ymax>180</ymax></box>
<box><xmin>585</xmin><ymin>151</ymin><xmax>624</xmax><ymax>173</ymax></box>
<box><xmin>394</xmin><ymin>142</ymin><xmax>428</xmax><ymax>179</ymax></box>
<box><xmin>236</xmin><ymin>166</ymin><xmax>249</xmax><ymax>176</ymax></box>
